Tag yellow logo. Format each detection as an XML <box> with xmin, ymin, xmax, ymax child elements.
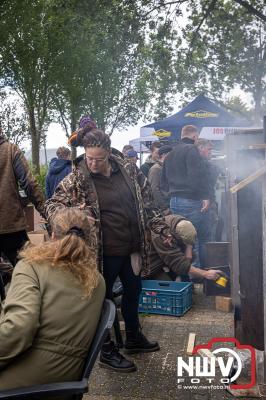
<box><xmin>153</xmin><ymin>129</ymin><xmax>172</xmax><ymax>138</ymax></box>
<box><xmin>185</xmin><ymin>110</ymin><xmax>218</xmax><ymax>118</ymax></box>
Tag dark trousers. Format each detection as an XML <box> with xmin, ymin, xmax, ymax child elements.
<box><xmin>103</xmin><ymin>256</ymin><xmax>142</xmax><ymax>332</ymax></box>
<box><xmin>0</xmin><ymin>230</ymin><xmax>29</xmax><ymax>266</ymax></box>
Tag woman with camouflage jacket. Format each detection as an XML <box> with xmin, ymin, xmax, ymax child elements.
<box><xmin>45</xmin><ymin>116</ymin><xmax>170</xmax><ymax>373</ymax></box>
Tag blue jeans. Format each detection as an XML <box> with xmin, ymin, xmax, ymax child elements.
<box><xmin>170</xmin><ymin>197</ymin><xmax>204</xmax><ymax>267</ymax></box>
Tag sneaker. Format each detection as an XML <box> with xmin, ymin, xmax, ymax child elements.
<box><xmin>99</xmin><ymin>341</ymin><xmax>137</xmax><ymax>372</ymax></box>
<box><xmin>124</xmin><ymin>330</ymin><xmax>160</xmax><ymax>354</ymax></box>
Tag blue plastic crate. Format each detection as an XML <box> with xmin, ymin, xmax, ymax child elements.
<box><xmin>139</xmin><ymin>280</ymin><xmax>192</xmax><ymax>316</ymax></box>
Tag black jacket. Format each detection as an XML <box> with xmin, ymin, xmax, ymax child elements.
<box><xmin>140</xmin><ymin>157</ymin><xmax>156</xmax><ymax>177</ymax></box>
<box><xmin>202</xmin><ymin>159</ymin><xmax>220</xmax><ymax>202</ymax></box>
<box><xmin>161</xmin><ymin>138</ymin><xmax>211</xmax><ymax>200</ymax></box>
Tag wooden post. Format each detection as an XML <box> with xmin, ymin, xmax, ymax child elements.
<box><xmin>263</xmin><ymin>116</ymin><xmax>266</xmax><ymax>385</ymax></box>
<box><xmin>186</xmin><ymin>333</ymin><xmax>196</xmax><ymax>355</ymax></box>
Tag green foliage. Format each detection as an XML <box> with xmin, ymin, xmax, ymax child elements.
<box><xmin>29</xmin><ymin>163</ymin><xmax>48</xmax><ymax>195</ymax></box>
<box><xmin>0</xmin><ymin>0</ymin><xmax>264</xmax><ymax>174</ymax></box>
<box><xmin>0</xmin><ymin>0</ymin><xmax>179</xmax><ymax>168</ymax></box>
<box><xmin>0</xmin><ymin>90</ymin><xmax>29</xmax><ymax>146</ymax></box>
<box><xmin>177</xmin><ymin>0</ymin><xmax>266</xmax><ymax>121</ymax></box>
<box><xmin>50</xmin><ymin>0</ymin><xmax>178</xmax><ymax>134</ymax></box>
<box><xmin>0</xmin><ymin>0</ymin><xmax>57</xmax><ymax>171</ymax></box>
<box><xmin>222</xmin><ymin>95</ymin><xmax>257</xmax><ymax>122</ymax></box>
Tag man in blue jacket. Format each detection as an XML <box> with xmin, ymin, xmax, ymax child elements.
<box><xmin>45</xmin><ymin>147</ymin><xmax>72</xmax><ymax>198</ymax></box>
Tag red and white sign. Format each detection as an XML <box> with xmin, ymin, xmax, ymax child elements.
<box><xmin>199</xmin><ymin>127</ymin><xmax>247</xmax><ymax>140</ymax></box>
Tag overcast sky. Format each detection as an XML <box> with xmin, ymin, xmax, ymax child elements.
<box><xmin>43</xmin><ymin>121</ymin><xmax>144</xmax><ymax>153</ymax></box>
<box><xmin>21</xmin><ymin>86</ymin><xmax>253</xmax><ymax>154</ymax></box>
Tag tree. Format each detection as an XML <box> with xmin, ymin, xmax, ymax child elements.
<box><xmin>176</xmin><ymin>0</ymin><xmax>266</xmax><ymax>122</ymax></box>
<box><xmin>0</xmin><ymin>0</ymin><xmax>57</xmax><ymax>171</ymax></box>
<box><xmin>50</xmin><ymin>0</ymin><xmax>179</xmax><ymax>141</ymax></box>
<box><xmin>0</xmin><ymin>0</ymin><xmax>179</xmax><ymax>165</ymax></box>
<box><xmin>0</xmin><ymin>90</ymin><xmax>29</xmax><ymax>146</ymax></box>
<box><xmin>51</xmin><ymin>0</ymin><xmax>265</xmax><ymax>130</ymax></box>
<box><xmin>222</xmin><ymin>95</ymin><xmax>256</xmax><ymax>122</ymax></box>
<box><xmin>2</xmin><ymin>0</ymin><xmax>263</xmax><ymax>167</ymax></box>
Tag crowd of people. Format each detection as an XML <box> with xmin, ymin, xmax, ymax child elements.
<box><xmin>0</xmin><ymin>117</ymin><xmax>222</xmax><ymax>391</ymax></box>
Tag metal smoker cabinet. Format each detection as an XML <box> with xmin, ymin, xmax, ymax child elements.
<box><xmin>225</xmin><ymin>129</ymin><xmax>265</xmax><ymax>351</ymax></box>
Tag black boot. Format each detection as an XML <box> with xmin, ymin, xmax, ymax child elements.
<box><xmin>124</xmin><ymin>328</ymin><xmax>160</xmax><ymax>354</ymax></box>
<box><xmin>99</xmin><ymin>340</ymin><xmax>137</xmax><ymax>372</ymax></box>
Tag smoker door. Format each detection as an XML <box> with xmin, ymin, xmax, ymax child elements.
<box><xmin>236</xmin><ymin>149</ymin><xmax>265</xmax><ymax>350</ymax></box>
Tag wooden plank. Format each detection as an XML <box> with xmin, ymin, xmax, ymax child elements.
<box><xmin>230</xmin><ymin>165</ymin><xmax>266</xmax><ymax>194</ymax></box>
<box><xmin>215</xmin><ymin>296</ymin><xmax>232</xmax><ymax>312</ymax></box>
<box><xmin>248</xmin><ymin>144</ymin><xmax>266</xmax><ymax>150</ymax></box>
<box><xmin>186</xmin><ymin>333</ymin><xmax>196</xmax><ymax>355</ymax></box>
<box><xmin>198</xmin><ymin>348</ymin><xmax>215</xmax><ymax>359</ymax></box>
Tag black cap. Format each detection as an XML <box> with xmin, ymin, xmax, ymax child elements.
<box><xmin>158</xmin><ymin>145</ymin><xmax>173</xmax><ymax>157</ymax></box>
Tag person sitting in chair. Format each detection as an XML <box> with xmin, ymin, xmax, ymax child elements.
<box><xmin>145</xmin><ymin>214</ymin><xmax>222</xmax><ymax>282</ymax></box>
<box><xmin>0</xmin><ymin>208</ymin><xmax>105</xmax><ymax>391</ymax></box>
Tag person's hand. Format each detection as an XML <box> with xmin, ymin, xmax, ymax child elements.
<box><xmin>162</xmin><ymin>234</ymin><xmax>173</xmax><ymax>246</ymax></box>
<box><xmin>204</xmin><ymin>269</ymin><xmax>223</xmax><ymax>281</ymax></box>
<box><xmin>160</xmin><ymin>226</ymin><xmax>173</xmax><ymax>245</ymax></box>
<box><xmin>79</xmin><ymin>203</ymin><xmax>86</xmax><ymax>211</ymax></box>
<box><xmin>201</xmin><ymin>199</ymin><xmax>210</xmax><ymax>213</ymax></box>
<box><xmin>79</xmin><ymin>203</ymin><xmax>98</xmax><ymax>225</ymax></box>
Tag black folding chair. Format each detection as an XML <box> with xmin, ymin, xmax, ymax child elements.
<box><xmin>0</xmin><ymin>274</ymin><xmax>5</xmax><ymax>302</ymax></box>
<box><xmin>0</xmin><ymin>299</ymin><xmax>116</xmax><ymax>400</ymax></box>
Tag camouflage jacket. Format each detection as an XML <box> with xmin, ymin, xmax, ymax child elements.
<box><xmin>45</xmin><ymin>154</ymin><xmax>169</xmax><ymax>274</ymax></box>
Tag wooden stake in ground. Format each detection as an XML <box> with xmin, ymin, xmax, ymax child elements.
<box><xmin>186</xmin><ymin>333</ymin><xmax>196</xmax><ymax>355</ymax></box>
